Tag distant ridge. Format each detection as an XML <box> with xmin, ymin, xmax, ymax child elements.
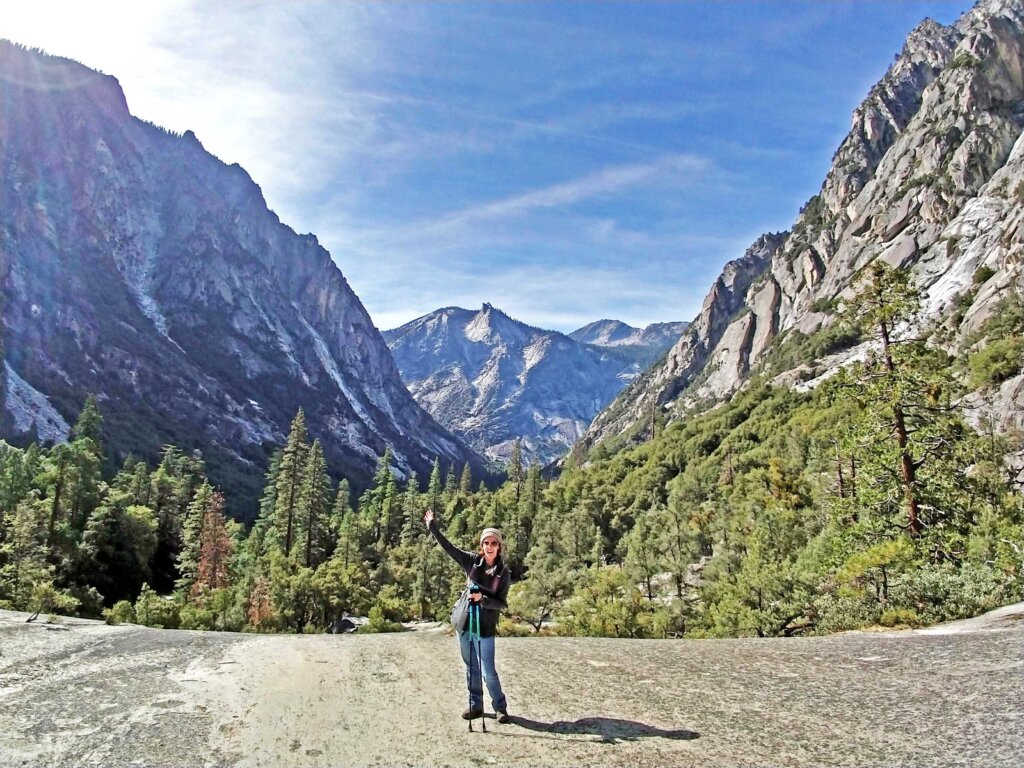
<box><xmin>385</xmin><ymin>304</ymin><xmax>634</xmax><ymax>464</ymax></box>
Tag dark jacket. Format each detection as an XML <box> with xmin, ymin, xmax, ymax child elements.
<box><xmin>428</xmin><ymin>520</ymin><xmax>510</xmax><ymax>637</ymax></box>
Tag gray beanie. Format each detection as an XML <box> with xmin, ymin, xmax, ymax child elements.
<box><xmin>479</xmin><ymin>527</ymin><xmax>503</xmax><ymax>546</ymax></box>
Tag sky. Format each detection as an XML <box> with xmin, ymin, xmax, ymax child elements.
<box><xmin>2</xmin><ymin>0</ymin><xmax>972</xmax><ymax>334</ymax></box>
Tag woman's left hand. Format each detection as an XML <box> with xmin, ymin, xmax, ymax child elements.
<box><xmin>469</xmin><ymin>592</ymin><xmax>482</xmax><ymax>603</ymax></box>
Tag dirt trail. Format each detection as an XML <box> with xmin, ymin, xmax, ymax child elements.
<box><xmin>2</xmin><ymin>606</ymin><xmax>1022</xmax><ymax>767</ymax></box>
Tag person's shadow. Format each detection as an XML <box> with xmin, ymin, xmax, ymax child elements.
<box><xmin>500</xmin><ymin>715</ymin><xmax>699</xmax><ymax>744</ymax></box>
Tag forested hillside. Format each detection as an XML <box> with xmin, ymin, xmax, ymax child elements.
<box><xmin>2</xmin><ymin>266</ymin><xmax>1020</xmax><ymax>637</ymax></box>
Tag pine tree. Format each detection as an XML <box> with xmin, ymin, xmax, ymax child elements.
<box><xmin>832</xmin><ymin>262</ymin><xmax>963</xmax><ymax>540</ymax></box>
<box><xmin>399</xmin><ymin>472</ymin><xmax>422</xmax><ymax>544</ymax></box>
<box><xmin>194</xmin><ymin>491</ymin><xmax>233</xmax><ymax>595</ymax></box>
<box><xmin>459</xmin><ymin>463</ymin><xmax>473</xmax><ymax>495</ymax></box>
<box><xmin>623</xmin><ymin>508</ymin><xmax>662</xmax><ymax>600</ymax></box>
<box><xmin>372</xmin><ymin>447</ymin><xmax>398</xmax><ymax>547</ymax></box>
<box><xmin>444</xmin><ymin>464</ymin><xmax>457</xmax><ymax>501</ymax></box>
<box><xmin>0</xmin><ymin>443</ymin><xmax>39</xmax><ymax>526</ymax></box>
<box><xmin>273</xmin><ymin>410</ymin><xmax>310</xmax><ymax>557</ymax></box>
<box><xmin>509</xmin><ymin>439</ymin><xmax>524</xmax><ymax>503</ymax></box>
<box><xmin>662</xmin><ymin>488</ymin><xmax>701</xmax><ymax>598</ymax></box>
<box><xmin>111</xmin><ymin>457</ymin><xmax>152</xmax><ymax>508</ymax></box>
<box><xmin>331</xmin><ymin>480</ymin><xmax>356</xmax><ymax>568</ymax></box>
<box><xmin>176</xmin><ymin>482</ymin><xmax>213</xmax><ymax>596</ymax></box>
<box><xmin>38</xmin><ymin>443</ymin><xmax>73</xmax><ymax>552</ymax></box>
<box><xmin>0</xmin><ymin>498</ymin><xmax>50</xmax><ymax>609</ymax></box>
<box><xmin>148</xmin><ymin>446</ymin><xmax>206</xmax><ymax>594</ymax></box>
<box><xmin>426</xmin><ymin>459</ymin><xmax>442</xmax><ymax>516</ymax></box>
<box><xmin>253</xmin><ymin>449</ymin><xmax>283</xmax><ymax>557</ymax></box>
<box><xmin>298</xmin><ymin>439</ymin><xmax>331</xmax><ymax>568</ymax></box>
<box><xmin>71</xmin><ymin>395</ymin><xmax>103</xmax><ymax>445</ymax></box>
<box><xmin>78</xmin><ymin>490</ymin><xmax>158</xmax><ymax>605</ymax></box>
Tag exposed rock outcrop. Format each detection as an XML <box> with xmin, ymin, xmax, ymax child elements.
<box><xmin>0</xmin><ymin>41</ymin><xmax>483</xmax><ymax>516</ymax></box>
<box><xmin>586</xmin><ymin>0</ymin><xmax>1024</xmax><ymax>448</ymax></box>
<box><xmin>384</xmin><ymin>304</ymin><xmax>631</xmax><ymax>464</ymax></box>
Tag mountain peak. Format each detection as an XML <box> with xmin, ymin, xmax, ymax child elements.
<box><xmin>0</xmin><ymin>39</ymin><xmax>130</xmax><ymax>123</ymax></box>
<box><xmin>584</xmin><ymin>4</ymin><xmax>1024</xmax><ymax>450</ymax></box>
<box><xmin>0</xmin><ymin>42</ymin><xmax>484</xmax><ymax>517</ymax></box>
<box><xmin>386</xmin><ymin>306</ymin><xmax>636</xmax><ymax>464</ymax></box>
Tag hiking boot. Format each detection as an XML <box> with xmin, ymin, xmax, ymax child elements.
<box><xmin>496</xmin><ymin>709</ymin><xmax>510</xmax><ymax>724</ymax></box>
<box><xmin>462</xmin><ymin>707</ymin><xmax>484</xmax><ymax>720</ymax></box>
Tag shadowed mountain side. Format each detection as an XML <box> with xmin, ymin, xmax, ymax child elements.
<box><xmin>0</xmin><ymin>41</ymin><xmax>487</xmax><ymax>517</ymax></box>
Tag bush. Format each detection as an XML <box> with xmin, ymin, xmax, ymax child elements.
<box><xmin>179</xmin><ymin>587</ymin><xmax>246</xmax><ymax>632</ymax></box>
<box><xmin>968</xmin><ymin>337</ymin><xmax>1024</xmax><ymax>389</ymax></box>
<box><xmin>972</xmin><ymin>265</ymin><xmax>996</xmax><ymax>286</ymax></box>
<box><xmin>888</xmin><ymin>563</ymin><xmax>1006</xmax><ymax>625</ymax></box>
<box><xmin>359</xmin><ymin>605</ymin><xmax>404</xmax><ymax>633</ymax></box>
<box><xmin>30</xmin><ymin>582</ymin><xmax>80</xmax><ymax>618</ymax></box>
<box><xmin>69</xmin><ymin>586</ymin><xmax>105</xmax><ymax>620</ymax></box>
<box><xmin>104</xmin><ymin>600</ymin><xmax>136</xmax><ymax>625</ymax></box>
<box><xmin>879</xmin><ymin>608</ymin><xmax>921</xmax><ymax>628</ymax></box>
<box><xmin>555</xmin><ymin>566</ymin><xmax>650</xmax><ymax>638</ymax></box>
<box><xmin>497</xmin><ymin>615</ymin><xmax>535</xmax><ymax>637</ymax></box>
<box><xmin>810</xmin><ymin>593</ymin><xmax>880</xmax><ymax>634</ymax></box>
<box><xmin>134</xmin><ymin>584</ymin><xmax>181</xmax><ymax>629</ymax></box>
<box><xmin>373</xmin><ymin>583</ymin><xmax>412</xmax><ymax>623</ymax></box>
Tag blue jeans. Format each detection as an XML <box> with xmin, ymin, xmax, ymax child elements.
<box><xmin>458</xmin><ymin>630</ymin><xmax>507</xmax><ymax>712</ymax></box>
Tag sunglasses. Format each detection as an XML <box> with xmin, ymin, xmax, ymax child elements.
<box><xmin>481</xmin><ymin>540</ymin><xmax>500</xmax><ymax>548</ymax></box>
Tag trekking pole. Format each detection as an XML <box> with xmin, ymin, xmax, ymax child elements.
<box><xmin>474</xmin><ymin>600</ymin><xmax>486</xmax><ymax>733</ymax></box>
<box><xmin>467</xmin><ymin>586</ymin><xmax>479</xmax><ymax>732</ymax></box>
<box><xmin>467</xmin><ymin>595</ymin><xmax>475</xmax><ymax>732</ymax></box>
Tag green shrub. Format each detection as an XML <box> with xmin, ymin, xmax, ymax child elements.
<box><xmin>968</xmin><ymin>337</ymin><xmax>1024</xmax><ymax>389</ymax></box>
<box><xmin>889</xmin><ymin>563</ymin><xmax>1005</xmax><ymax>624</ymax></box>
<box><xmin>810</xmin><ymin>593</ymin><xmax>880</xmax><ymax>634</ymax></box>
<box><xmin>879</xmin><ymin>608</ymin><xmax>921</xmax><ymax>628</ymax></box>
<box><xmin>555</xmin><ymin>566</ymin><xmax>650</xmax><ymax>638</ymax></box>
<box><xmin>949</xmin><ymin>52</ymin><xmax>981</xmax><ymax>69</ymax></box>
<box><xmin>104</xmin><ymin>600</ymin><xmax>136</xmax><ymax>625</ymax></box>
<box><xmin>178</xmin><ymin>587</ymin><xmax>246</xmax><ymax>632</ymax></box>
<box><xmin>972</xmin><ymin>265</ymin><xmax>996</xmax><ymax>286</ymax></box>
<box><xmin>372</xmin><ymin>583</ymin><xmax>412</xmax><ymax>623</ymax></box>
<box><xmin>359</xmin><ymin>605</ymin><xmax>404</xmax><ymax>633</ymax></box>
<box><xmin>134</xmin><ymin>584</ymin><xmax>181</xmax><ymax>629</ymax></box>
<box><xmin>497</xmin><ymin>616</ymin><xmax>535</xmax><ymax>637</ymax></box>
<box><xmin>30</xmin><ymin>582</ymin><xmax>80</xmax><ymax>618</ymax></box>
<box><xmin>69</xmin><ymin>586</ymin><xmax>105</xmax><ymax>620</ymax></box>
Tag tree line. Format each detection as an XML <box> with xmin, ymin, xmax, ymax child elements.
<box><xmin>1</xmin><ymin>265</ymin><xmax>1021</xmax><ymax>636</ymax></box>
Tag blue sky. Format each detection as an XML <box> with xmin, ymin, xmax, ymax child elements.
<box><xmin>5</xmin><ymin>0</ymin><xmax>970</xmax><ymax>333</ymax></box>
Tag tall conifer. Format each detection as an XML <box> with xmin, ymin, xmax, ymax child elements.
<box><xmin>273</xmin><ymin>410</ymin><xmax>309</xmax><ymax>557</ymax></box>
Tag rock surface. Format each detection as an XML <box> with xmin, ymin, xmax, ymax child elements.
<box><xmin>568</xmin><ymin>319</ymin><xmax>689</xmax><ymax>372</ymax></box>
<box><xmin>1</xmin><ymin>605</ymin><xmax>1022</xmax><ymax>767</ymax></box>
<box><xmin>0</xmin><ymin>41</ymin><xmax>483</xmax><ymax>514</ymax></box>
<box><xmin>384</xmin><ymin>304</ymin><xmax>638</xmax><ymax>465</ymax></box>
<box><xmin>586</xmin><ymin>0</ymin><xmax>1024</xmax><ymax>448</ymax></box>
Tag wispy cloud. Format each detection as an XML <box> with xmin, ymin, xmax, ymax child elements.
<box><xmin>331</xmin><ymin>152</ymin><xmax>714</xmax><ymax>260</ymax></box>
<box><xmin>3</xmin><ymin>0</ymin><xmax>970</xmax><ymax>338</ymax></box>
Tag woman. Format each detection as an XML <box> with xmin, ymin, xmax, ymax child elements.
<box><xmin>424</xmin><ymin>508</ymin><xmax>511</xmax><ymax>723</ymax></box>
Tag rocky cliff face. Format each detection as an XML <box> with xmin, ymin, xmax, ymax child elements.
<box><xmin>586</xmin><ymin>0</ymin><xmax>1024</xmax><ymax>448</ymax></box>
<box><xmin>384</xmin><ymin>304</ymin><xmax>630</xmax><ymax>464</ymax></box>
<box><xmin>0</xmin><ymin>42</ymin><xmax>482</xmax><ymax>516</ymax></box>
